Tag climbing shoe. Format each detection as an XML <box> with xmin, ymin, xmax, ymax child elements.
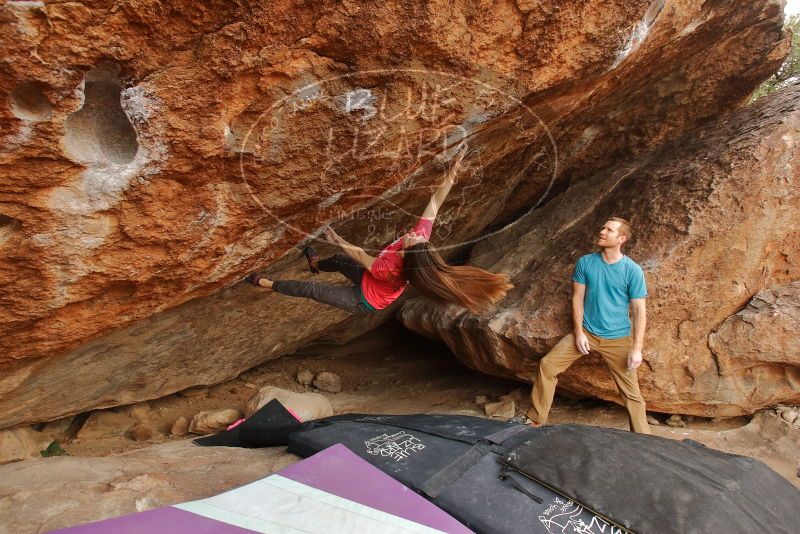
<box><xmin>304</xmin><ymin>246</ymin><xmax>320</xmax><ymax>274</ymax></box>
<box><xmin>244</xmin><ymin>272</ymin><xmax>263</xmax><ymax>287</ymax></box>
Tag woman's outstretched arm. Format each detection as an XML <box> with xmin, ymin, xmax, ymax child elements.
<box><xmin>421</xmin><ymin>143</ymin><xmax>467</xmax><ymax>222</ymax></box>
<box><xmin>323</xmin><ymin>226</ymin><xmax>376</xmax><ymax>270</ymax></box>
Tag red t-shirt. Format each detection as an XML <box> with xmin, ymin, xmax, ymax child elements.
<box><xmin>360</xmin><ymin>217</ymin><xmax>434</xmax><ymax>310</ymax></box>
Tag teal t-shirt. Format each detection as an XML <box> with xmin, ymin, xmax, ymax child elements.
<box><xmin>572</xmin><ymin>253</ymin><xmax>647</xmax><ymax>339</ymax></box>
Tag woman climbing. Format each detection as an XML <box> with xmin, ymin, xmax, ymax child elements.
<box><xmin>245</xmin><ymin>143</ymin><xmax>513</xmax><ymax>314</ymax></box>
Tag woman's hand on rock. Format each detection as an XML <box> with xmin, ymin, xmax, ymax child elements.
<box><xmin>323</xmin><ymin>226</ymin><xmax>343</xmax><ymax>246</ymax></box>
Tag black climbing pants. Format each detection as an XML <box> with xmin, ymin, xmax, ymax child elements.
<box><xmin>272</xmin><ymin>254</ymin><xmax>374</xmax><ymax>314</ymax></box>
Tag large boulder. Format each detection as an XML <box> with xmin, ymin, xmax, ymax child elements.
<box><xmin>0</xmin><ymin>427</ymin><xmax>50</xmax><ymax>464</ymax></box>
<box><xmin>708</xmin><ymin>281</ymin><xmax>800</xmax><ymax>408</ymax></box>
<box><xmin>245</xmin><ymin>386</ymin><xmax>333</xmax><ymax>421</ymax></box>
<box><xmin>399</xmin><ymin>85</ymin><xmax>800</xmax><ymax>417</ymax></box>
<box><xmin>76</xmin><ymin>411</ymin><xmax>135</xmax><ymax>441</ymax></box>
<box><xmin>0</xmin><ymin>0</ymin><xmax>788</xmax><ymax>428</ymax></box>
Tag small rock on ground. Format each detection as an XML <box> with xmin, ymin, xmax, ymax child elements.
<box><xmin>314</xmin><ymin>372</ymin><xmax>342</xmax><ymax>393</ymax></box>
<box><xmin>129</xmin><ymin>423</ymin><xmax>153</xmax><ymax>442</ymax></box>
<box><xmin>666</xmin><ymin>414</ymin><xmax>686</xmax><ymax>428</ymax></box>
<box><xmin>170</xmin><ymin>417</ymin><xmax>189</xmax><ymax>437</ymax></box>
<box><xmin>484</xmin><ymin>400</ymin><xmax>516</xmax><ymax>419</ymax></box>
<box><xmin>778</xmin><ymin>409</ymin><xmax>798</xmax><ymax>424</ymax></box>
<box><xmin>499</xmin><ymin>388</ymin><xmax>526</xmax><ymax>403</ymax></box>
<box><xmin>189</xmin><ymin>409</ymin><xmax>242</xmax><ymax>435</ymax></box>
<box><xmin>296</xmin><ymin>370</ymin><xmax>314</xmax><ymax>387</ymax></box>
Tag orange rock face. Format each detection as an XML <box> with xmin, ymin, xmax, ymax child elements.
<box><xmin>0</xmin><ymin>0</ymin><xmax>790</xmax><ymax>427</ymax></box>
<box><xmin>709</xmin><ymin>281</ymin><xmax>800</xmax><ymax>407</ymax></box>
<box><xmin>399</xmin><ymin>85</ymin><xmax>800</xmax><ymax>417</ymax></box>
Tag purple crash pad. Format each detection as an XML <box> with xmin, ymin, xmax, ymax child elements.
<box><xmin>280</xmin><ymin>443</ymin><xmax>473</xmax><ymax>533</ymax></box>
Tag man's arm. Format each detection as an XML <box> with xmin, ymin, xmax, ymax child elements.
<box><xmin>323</xmin><ymin>226</ymin><xmax>376</xmax><ymax>271</ymax></box>
<box><xmin>628</xmin><ymin>298</ymin><xmax>647</xmax><ymax>369</ymax></box>
<box><xmin>572</xmin><ymin>281</ymin><xmax>590</xmax><ymax>355</ymax></box>
<box><xmin>421</xmin><ymin>143</ymin><xmax>467</xmax><ymax>222</ymax></box>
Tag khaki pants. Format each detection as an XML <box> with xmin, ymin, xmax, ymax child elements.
<box><xmin>527</xmin><ymin>331</ymin><xmax>651</xmax><ymax>434</ymax></box>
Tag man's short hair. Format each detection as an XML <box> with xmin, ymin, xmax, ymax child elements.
<box><xmin>608</xmin><ymin>217</ymin><xmax>633</xmax><ymax>242</ymax></box>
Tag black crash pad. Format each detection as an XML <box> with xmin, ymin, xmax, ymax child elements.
<box><xmin>288</xmin><ymin>414</ymin><xmax>619</xmax><ymax>534</ymax></box>
<box><xmin>501</xmin><ymin>424</ymin><xmax>800</xmax><ymax>534</ymax></box>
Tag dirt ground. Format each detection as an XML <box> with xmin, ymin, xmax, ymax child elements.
<box><xmin>1</xmin><ymin>321</ymin><xmax>798</xmax><ymax>532</ymax></box>
<box><xmin>35</xmin><ymin>320</ymin><xmax>797</xmax><ymax>489</ymax></box>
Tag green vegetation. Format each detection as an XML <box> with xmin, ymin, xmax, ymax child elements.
<box><xmin>40</xmin><ymin>440</ymin><xmax>67</xmax><ymax>457</ymax></box>
<box><xmin>751</xmin><ymin>15</ymin><xmax>800</xmax><ymax>102</ymax></box>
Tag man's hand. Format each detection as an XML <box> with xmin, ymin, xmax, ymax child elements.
<box><xmin>627</xmin><ymin>349</ymin><xmax>643</xmax><ymax>371</ymax></box>
<box><xmin>574</xmin><ymin>331</ymin><xmax>590</xmax><ymax>355</ymax></box>
<box><xmin>323</xmin><ymin>226</ymin><xmax>344</xmax><ymax>247</ymax></box>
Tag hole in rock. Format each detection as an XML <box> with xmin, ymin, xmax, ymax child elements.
<box><xmin>64</xmin><ymin>64</ymin><xmax>139</xmax><ymax>165</ymax></box>
<box><xmin>0</xmin><ymin>214</ymin><xmax>22</xmax><ymax>247</ymax></box>
<box><xmin>9</xmin><ymin>81</ymin><xmax>53</xmax><ymax>121</ymax></box>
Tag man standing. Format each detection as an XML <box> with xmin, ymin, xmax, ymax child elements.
<box><xmin>527</xmin><ymin>217</ymin><xmax>650</xmax><ymax>433</ymax></box>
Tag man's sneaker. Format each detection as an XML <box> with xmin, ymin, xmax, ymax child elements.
<box><xmin>526</xmin><ymin>418</ymin><xmax>543</xmax><ymax>428</ymax></box>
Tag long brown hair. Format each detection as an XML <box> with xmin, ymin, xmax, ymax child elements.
<box><xmin>402</xmin><ymin>242</ymin><xmax>513</xmax><ymax>314</ymax></box>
